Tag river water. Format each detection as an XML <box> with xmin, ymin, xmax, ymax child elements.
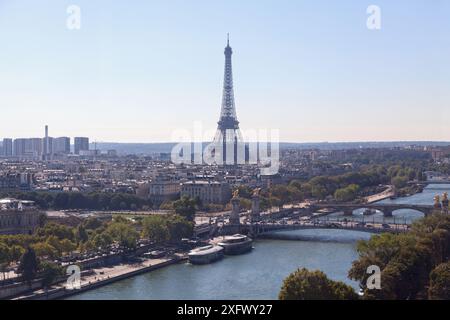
<box><xmin>68</xmin><ymin>184</ymin><xmax>449</xmax><ymax>300</ymax></box>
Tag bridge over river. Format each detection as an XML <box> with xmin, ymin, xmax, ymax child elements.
<box><xmin>194</xmin><ymin>200</ymin><xmax>437</xmax><ymax>238</ymax></box>
<box><xmin>309</xmin><ymin>203</ymin><xmax>435</xmax><ymax>217</ymax></box>
<box><xmin>250</xmin><ymin>221</ymin><xmax>407</xmax><ymax>235</ymax></box>
<box><xmin>411</xmin><ymin>180</ymin><xmax>450</xmax><ymax>185</ymax></box>
<box><xmin>200</xmin><ymin>219</ymin><xmax>409</xmax><ymax>238</ymax></box>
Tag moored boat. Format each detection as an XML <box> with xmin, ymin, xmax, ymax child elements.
<box><xmin>217</xmin><ymin>234</ymin><xmax>253</xmax><ymax>255</ymax></box>
<box><xmin>188</xmin><ymin>245</ymin><xmax>224</xmax><ymax>265</ymax></box>
<box><xmin>362</xmin><ymin>208</ymin><xmax>377</xmax><ymax>216</ymax></box>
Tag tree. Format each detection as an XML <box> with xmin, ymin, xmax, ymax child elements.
<box><xmin>270</xmin><ymin>185</ymin><xmax>291</xmax><ymax>204</ymax></box>
<box><xmin>391</xmin><ymin>176</ymin><xmax>408</xmax><ymax>189</ymax></box>
<box><xmin>53</xmin><ymin>192</ymin><xmax>69</xmax><ymax>209</ymax></box>
<box><xmin>428</xmin><ymin>262</ymin><xmax>450</xmax><ymax>300</ymax></box>
<box><xmin>279</xmin><ymin>268</ymin><xmax>358</xmax><ymax>300</ymax></box>
<box><xmin>165</xmin><ymin>215</ymin><xmax>194</xmax><ymax>243</ymax></box>
<box><xmin>32</xmin><ymin>242</ymin><xmax>57</xmax><ymax>259</ymax></box>
<box><xmin>142</xmin><ymin>214</ymin><xmax>193</xmax><ymax>244</ymax></box>
<box><xmin>311</xmin><ymin>185</ymin><xmax>327</xmax><ymax>200</ymax></box>
<box><xmin>349</xmin><ymin>214</ymin><xmax>450</xmax><ymax>300</ymax></box>
<box><xmin>236</xmin><ymin>185</ymin><xmax>253</xmax><ymax>199</ymax></box>
<box><xmin>173</xmin><ymin>196</ymin><xmax>196</xmax><ymax>221</ymax></box>
<box><xmin>0</xmin><ymin>243</ymin><xmax>10</xmax><ymax>281</ymax></box>
<box><xmin>92</xmin><ymin>233</ymin><xmax>113</xmax><ymax>250</ymax></box>
<box><xmin>40</xmin><ymin>261</ymin><xmax>63</xmax><ymax>292</ymax></box>
<box><xmin>106</xmin><ymin>222</ymin><xmax>139</xmax><ymax>250</ymax></box>
<box><xmin>269</xmin><ymin>196</ymin><xmax>283</xmax><ymax>209</ymax></box>
<box><xmin>38</xmin><ymin>214</ymin><xmax>47</xmax><ymax>228</ymax></box>
<box><xmin>9</xmin><ymin>245</ymin><xmax>25</xmax><ymax>263</ymax></box>
<box><xmin>18</xmin><ymin>247</ymin><xmax>39</xmax><ymax>285</ymax></box>
<box><xmin>36</xmin><ymin>223</ymin><xmax>75</xmax><ymax>242</ymax></box>
<box><xmin>334</xmin><ymin>184</ymin><xmax>360</xmax><ymax>202</ymax></box>
<box><xmin>239</xmin><ymin>198</ymin><xmax>252</xmax><ymax>210</ymax></box>
<box><xmin>60</xmin><ymin>239</ymin><xmax>77</xmax><ymax>255</ymax></box>
<box><xmin>83</xmin><ymin>217</ymin><xmax>103</xmax><ymax>230</ymax></box>
<box><xmin>159</xmin><ymin>201</ymin><xmax>174</xmax><ymax>210</ymax></box>
<box><xmin>142</xmin><ymin>216</ymin><xmax>170</xmax><ymax>243</ymax></box>
<box><xmin>75</xmin><ymin>225</ymin><xmax>89</xmax><ymax>244</ymax></box>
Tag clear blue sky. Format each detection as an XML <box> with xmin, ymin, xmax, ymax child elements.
<box><xmin>0</xmin><ymin>0</ymin><xmax>449</xmax><ymax>142</ymax></box>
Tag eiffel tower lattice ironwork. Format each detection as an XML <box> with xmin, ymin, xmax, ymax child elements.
<box><xmin>212</xmin><ymin>34</ymin><xmax>243</xmax><ymax>165</ymax></box>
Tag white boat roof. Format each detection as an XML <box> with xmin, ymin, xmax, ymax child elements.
<box><xmin>189</xmin><ymin>245</ymin><xmax>223</xmax><ymax>256</ymax></box>
<box><xmin>224</xmin><ymin>234</ymin><xmax>247</xmax><ymax>240</ymax></box>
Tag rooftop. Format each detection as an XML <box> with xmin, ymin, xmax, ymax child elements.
<box><xmin>0</xmin><ymin>198</ymin><xmax>36</xmax><ymax>211</ymax></box>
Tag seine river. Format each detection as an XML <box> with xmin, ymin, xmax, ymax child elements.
<box><xmin>69</xmin><ymin>184</ymin><xmax>449</xmax><ymax>300</ymax></box>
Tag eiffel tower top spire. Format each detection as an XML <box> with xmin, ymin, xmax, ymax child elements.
<box><xmin>218</xmin><ymin>34</ymin><xmax>239</xmax><ymax>130</ymax></box>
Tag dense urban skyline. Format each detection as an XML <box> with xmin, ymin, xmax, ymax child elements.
<box><xmin>1</xmin><ymin>0</ymin><xmax>449</xmax><ymax>143</ymax></box>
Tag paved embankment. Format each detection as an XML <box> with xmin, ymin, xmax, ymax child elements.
<box><xmin>15</xmin><ymin>254</ymin><xmax>187</xmax><ymax>300</ymax></box>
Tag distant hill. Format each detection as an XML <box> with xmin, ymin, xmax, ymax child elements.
<box><xmin>90</xmin><ymin>141</ymin><xmax>450</xmax><ymax>155</ymax></box>
<box><xmin>90</xmin><ymin>142</ymin><xmax>178</xmax><ymax>155</ymax></box>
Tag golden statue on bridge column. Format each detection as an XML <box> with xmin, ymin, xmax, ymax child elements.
<box><xmin>252</xmin><ymin>188</ymin><xmax>261</xmax><ymax>197</ymax></box>
<box><xmin>232</xmin><ymin>189</ymin><xmax>239</xmax><ymax>199</ymax></box>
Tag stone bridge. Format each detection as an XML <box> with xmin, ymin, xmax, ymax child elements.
<box><xmin>308</xmin><ymin>203</ymin><xmax>435</xmax><ymax>217</ymax></box>
<box><xmin>410</xmin><ymin>180</ymin><xmax>450</xmax><ymax>185</ymax></box>
<box><xmin>207</xmin><ymin>221</ymin><xmax>407</xmax><ymax>237</ymax></box>
<box><xmin>253</xmin><ymin>222</ymin><xmax>406</xmax><ymax>235</ymax></box>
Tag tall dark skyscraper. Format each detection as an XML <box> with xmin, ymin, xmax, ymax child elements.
<box><xmin>212</xmin><ymin>35</ymin><xmax>243</xmax><ymax>165</ymax></box>
<box><xmin>43</xmin><ymin>125</ymin><xmax>51</xmax><ymax>160</ymax></box>
<box><xmin>74</xmin><ymin>137</ymin><xmax>89</xmax><ymax>155</ymax></box>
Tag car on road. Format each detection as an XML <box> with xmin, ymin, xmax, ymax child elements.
<box><xmin>382</xmin><ymin>223</ymin><xmax>391</xmax><ymax>229</ymax></box>
<box><xmin>329</xmin><ymin>223</ymin><xmax>342</xmax><ymax>228</ymax></box>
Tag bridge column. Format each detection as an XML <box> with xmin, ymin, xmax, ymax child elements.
<box><xmin>230</xmin><ymin>196</ymin><xmax>241</xmax><ymax>226</ymax></box>
<box><xmin>343</xmin><ymin>208</ymin><xmax>353</xmax><ymax>216</ymax></box>
<box><xmin>304</xmin><ymin>206</ymin><xmax>315</xmax><ymax>216</ymax></box>
<box><xmin>251</xmin><ymin>192</ymin><xmax>261</xmax><ymax>222</ymax></box>
<box><xmin>383</xmin><ymin>209</ymin><xmax>393</xmax><ymax>217</ymax></box>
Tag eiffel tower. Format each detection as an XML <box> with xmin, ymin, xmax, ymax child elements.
<box><xmin>212</xmin><ymin>35</ymin><xmax>243</xmax><ymax>165</ymax></box>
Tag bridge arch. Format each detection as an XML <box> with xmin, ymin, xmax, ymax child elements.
<box><xmin>308</xmin><ymin>203</ymin><xmax>434</xmax><ymax>218</ymax></box>
<box><xmin>389</xmin><ymin>208</ymin><xmax>427</xmax><ymax>218</ymax></box>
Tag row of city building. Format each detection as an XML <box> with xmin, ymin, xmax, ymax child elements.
<box><xmin>429</xmin><ymin>146</ymin><xmax>450</xmax><ymax>163</ymax></box>
<box><xmin>2</xmin><ymin>144</ymin><xmax>447</xmax><ymax>209</ymax></box>
<box><xmin>0</xmin><ymin>126</ymin><xmax>90</xmax><ymax>159</ymax></box>
<box><xmin>137</xmin><ymin>179</ymin><xmax>233</xmax><ymax>205</ymax></box>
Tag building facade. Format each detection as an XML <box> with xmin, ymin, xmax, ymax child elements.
<box><xmin>0</xmin><ymin>173</ymin><xmax>34</xmax><ymax>191</ymax></box>
<box><xmin>13</xmin><ymin>138</ymin><xmax>27</xmax><ymax>157</ymax></box>
<box><xmin>54</xmin><ymin>137</ymin><xmax>71</xmax><ymax>155</ymax></box>
<box><xmin>2</xmin><ymin>138</ymin><xmax>13</xmax><ymax>157</ymax></box>
<box><xmin>0</xmin><ymin>199</ymin><xmax>42</xmax><ymax>235</ymax></box>
<box><xmin>150</xmin><ymin>180</ymin><xmax>180</xmax><ymax>203</ymax></box>
<box><xmin>13</xmin><ymin>138</ymin><xmax>44</xmax><ymax>159</ymax></box>
<box><xmin>181</xmin><ymin>181</ymin><xmax>231</xmax><ymax>204</ymax></box>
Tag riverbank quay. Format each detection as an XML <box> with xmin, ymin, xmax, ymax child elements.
<box><xmin>13</xmin><ymin>254</ymin><xmax>188</xmax><ymax>300</ymax></box>
<box><xmin>1</xmin><ymin>241</ymin><xmax>189</xmax><ymax>300</ymax></box>
<box><xmin>365</xmin><ymin>185</ymin><xmax>394</xmax><ymax>203</ymax></box>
